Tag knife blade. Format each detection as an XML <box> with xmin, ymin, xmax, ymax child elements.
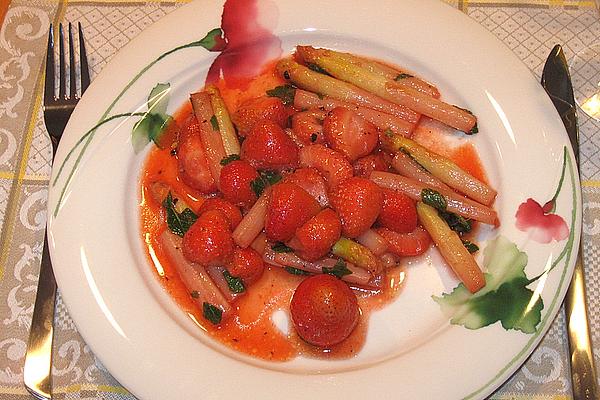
<box><xmin>541</xmin><ymin>44</ymin><xmax>598</xmax><ymax>400</ymax></box>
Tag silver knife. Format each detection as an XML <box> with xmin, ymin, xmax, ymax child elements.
<box><xmin>541</xmin><ymin>44</ymin><xmax>599</xmax><ymax>400</ymax></box>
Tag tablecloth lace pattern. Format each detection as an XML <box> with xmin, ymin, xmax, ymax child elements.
<box><xmin>0</xmin><ymin>1</ymin><xmax>598</xmax><ymax>399</ymax></box>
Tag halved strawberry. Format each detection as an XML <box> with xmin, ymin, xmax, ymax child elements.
<box><xmin>353</xmin><ymin>153</ymin><xmax>389</xmax><ymax>178</ymax></box>
<box><xmin>265</xmin><ymin>182</ymin><xmax>321</xmax><ymax>242</ymax></box>
<box><xmin>227</xmin><ymin>247</ymin><xmax>265</xmax><ymax>285</ymax></box>
<box><xmin>377</xmin><ymin>188</ymin><xmax>418</xmax><ymax>233</ymax></box>
<box><xmin>291</xmin><ymin>109</ymin><xmax>326</xmax><ymax>145</ymax></box>
<box><xmin>182</xmin><ymin>209</ymin><xmax>233</xmax><ymax>266</ymax></box>
<box><xmin>198</xmin><ymin>198</ymin><xmax>242</xmax><ymax>230</ymax></box>
<box><xmin>219</xmin><ymin>160</ymin><xmax>260</xmax><ymax>206</ymax></box>
<box><xmin>283</xmin><ymin>167</ymin><xmax>330</xmax><ymax>207</ymax></box>
<box><xmin>177</xmin><ymin>119</ymin><xmax>217</xmax><ymax>193</ymax></box>
<box><xmin>330</xmin><ymin>177</ymin><xmax>383</xmax><ymax>238</ymax></box>
<box><xmin>232</xmin><ymin>96</ymin><xmax>287</xmax><ymax>136</ymax></box>
<box><xmin>377</xmin><ymin>226</ymin><xmax>431</xmax><ymax>257</ymax></box>
<box><xmin>288</xmin><ymin>208</ymin><xmax>342</xmax><ymax>261</ymax></box>
<box><xmin>298</xmin><ymin>144</ymin><xmax>353</xmax><ymax>189</ymax></box>
<box><xmin>241</xmin><ymin>120</ymin><xmax>299</xmax><ymax>170</ymax></box>
<box><xmin>323</xmin><ymin>107</ymin><xmax>378</xmax><ymax>161</ymax></box>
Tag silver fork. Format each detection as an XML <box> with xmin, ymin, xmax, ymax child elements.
<box><xmin>23</xmin><ymin>22</ymin><xmax>90</xmax><ymax>400</ymax></box>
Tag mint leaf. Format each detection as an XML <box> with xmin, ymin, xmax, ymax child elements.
<box><xmin>220</xmin><ymin>154</ymin><xmax>240</xmax><ymax>165</ymax></box>
<box><xmin>395</xmin><ymin>73</ymin><xmax>413</xmax><ymax>80</ymax></box>
<box><xmin>162</xmin><ymin>192</ymin><xmax>197</xmax><ymax>237</ymax></box>
<box><xmin>439</xmin><ymin>211</ymin><xmax>472</xmax><ymax>234</ymax></box>
<box><xmin>271</xmin><ymin>242</ymin><xmax>294</xmax><ymax>253</ymax></box>
<box><xmin>284</xmin><ymin>266</ymin><xmax>310</xmax><ymax>276</ymax></box>
<box><xmin>266</xmin><ymin>84</ymin><xmax>296</xmax><ymax>106</ymax></box>
<box><xmin>203</xmin><ymin>302</ymin><xmax>223</xmax><ymax>325</ymax></box>
<box><xmin>223</xmin><ymin>270</ymin><xmax>245</xmax><ymax>294</ymax></box>
<box><xmin>433</xmin><ymin>236</ymin><xmax>543</xmax><ymax>334</ymax></box>
<box><xmin>421</xmin><ymin>188</ymin><xmax>447</xmax><ymax>211</ymax></box>
<box><xmin>210</xmin><ymin>115</ymin><xmax>219</xmax><ymax>131</ymax></box>
<box><xmin>462</xmin><ymin>239</ymin><xmax>479</xmax><ymax>253</ymax></box>
<box><xmin>260</xmin><ymin>170</ymin><xmax>282</xmax><ymax>185</ymax></box>
<box><xmin>250</xmin><ymin>176</ymin><xmax>266</xmax><ymax>198</ymax></box>
<box><xmin>307</xmin><ymin>63</ymin><xmax>331</xmax><ymax>76</ymax></box>
<box><xmin>322</xmin><ymin>258</ymin><xmax>352</xmax><ymax>279</ymax></box>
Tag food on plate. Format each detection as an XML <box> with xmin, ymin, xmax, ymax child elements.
<box><xmin>139</xmin><ymin>45</ymin><xmax>497</xmax><ymax>359</ymax></box>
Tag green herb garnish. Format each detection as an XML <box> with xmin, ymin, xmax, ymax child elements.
<box><xmin>250</xmin><ymin>170</ymin><xmax>283</xmax><ymax>197</ymax></box>
<box><xmin>271</xmin><ymin>242</ymin><xmax>294</xmax><ymax>253</ymax></box>
<box><xmin>203</xmin><ymin>302</ymin><xmax>222</xmax><ymax>325</ymax></box>
<box><xmin>307</xmin><ymin>63</ymin><xmax>330</xmax><ymax>75</ymax></box>
<box><xmin>395</xmin><ymin>73</ymin><xmax>413</xmax><ymax>80</ymax></box>
<box><xmin>439</xmin><ymin>211</ymin><xmax>472</xmax><ymax>234</ymax></box>
<box><xmin>284</xmin><ymin>266</ymin><xmax>310</xmax><ymax>276</ymax></box>
<box><xmin>220</xmin><ymin>154</ymin><xmax>240</xmax><ymax>165</ymax></box>
<box><xmin>223</xmin><ymin>270</ymin><xmax>245</xmax><ymax>294</ymax></box>
<box><xmin>163</xmin><ymin>192</ymin><xmax>198</xmax><ymax>237</ymax></box>
<box><xmin>322</xmin><ymin>258</ymin><xmax>352</xmax><ymax>279</ymax></box>
<box><xmin>462</xmin><ymin>239</ymin><xmax>479</xmax><ymax>253</ymax></box>
<box><xmin>210</xmin><ymin>115</ymin><xmax>219</xmax><ymax>131</ymax></box>
<box><xmin>266</xmin><ymin>84</ymin><xmax>296</xmax><ymax>106</ymax></box>
<box><xmin>421</xmin><ymin>188</ymin><xmax>447</xmax><ymax>211</ymax></box>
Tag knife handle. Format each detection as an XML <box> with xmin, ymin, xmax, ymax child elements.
<box><xmin>565</xmin><ymin>242</ymin><xmax>598</xmax><ymax>400</ymax></box>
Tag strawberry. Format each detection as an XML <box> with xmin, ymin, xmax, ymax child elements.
<box><xmin>323</xmin><ymin>107</ymin><xmax>378</xmax><ymax>161</ymax></box>
<box><xmin>177</xmin><ymin>119</ymin><xmax>217</xmax><ymax>193</ymax></box>
<box><xmin>377</xmin><ymin>188</ymin><xmax>418</xmax><ymax>233</ymax></box>
<box><xmin>290</xmin><ymin>274</ymin><xmax>359</xmax><ymax>347</ymax></box>
<box><xmin>288</xmin><ymin>208</ymin><xmax>341</xmax><ymax>261</ymax></box>
<box><xmin>227</xmin><ymin>247</ymin><xmax>265</xmax><ymax>285</ymax></box>
<box><xmin>219</xmin><ymin>160</ymin><xmax>260</xmax><ymax>206</ymax></box>
<box><xmin>298</xmin><ymin>144</ymin><xmax>353</xmax><ymax>189</ymax></box>
<box><xmin>182</xmin><ymin>209</ymin><xmax>233</xmax><ymax>266</ymax></box>
<box><xmin>283</xmin><ymin>167</ymin><xmax>330</xmax><ymax>207</ymax></box>
<box><xmin>291</xmin><ymin>109</ymin><xmax>326</xmax><ymax>145</ymax></box>
<box><xmin>329</xmin><ymin>177</ymin><xmax>383</xmax><ymax>238</ymax></box>
<box><xmin>198</xmin><ymin>198</ymin><xmax>242</xmax><ymax>230</ymax></box>
<box><xmin>265</xmin><ymin>183</ymin><xmax>321</xmax><ymax>242</ymax></box>
<box><xmin>377</xmin><ymin>226</ymin><xmax>431</xmax><ymax>257</ymax></box>
<box><xmin>241</xmin><ymin>120</ymin><xmax>299</xmax><ymax>170</ymax></box>
<box><xmin>353</xmin><ymin>153</ymin><xmax>389</xmax><ymax>178</ymax></box>
<box><xmin>232</xmin><ymin>96</ymin><xmax>287</xmax><ymax>136</ymax></box>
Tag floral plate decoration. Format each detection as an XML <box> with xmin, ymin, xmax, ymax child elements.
<box><xmin>46</xmin><ymin>1</ymin><xmax>581</xmax><ymax>399</ymax></box>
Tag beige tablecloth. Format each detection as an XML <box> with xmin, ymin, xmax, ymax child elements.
<box><xmin>1</xmin><ymin>0</ymin><xmax>599</xmax><ymax>399</ymax></box>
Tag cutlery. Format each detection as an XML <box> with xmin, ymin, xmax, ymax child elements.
<box><xmin>23</xmin><ymin>22</ymin><xmax>90</xmax><ymax>400</ymax></box>
<box><xmin>541</xmin><ymin>44</ymin><xmax>598</xmax><ymax>400</ymax></box>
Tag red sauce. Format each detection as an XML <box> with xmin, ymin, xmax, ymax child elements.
<box><xmin>140</xmin><ymin>0</ymin><xmax>490</xmax><ymax>358</ymax></box>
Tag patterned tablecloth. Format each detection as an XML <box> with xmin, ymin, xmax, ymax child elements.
<box><xmin>1</xmin><ymin>0</ymin><xmax>600</xmax><ymax>399</ymax></box>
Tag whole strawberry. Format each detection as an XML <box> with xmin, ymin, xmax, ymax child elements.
<box><xmin>241</xmin><ymin>120</ymin><xmax>299</xmax><ymax>170</ymax></box>
<box><xmin>227</xmin><ymin>247</ymin><xmax>265</xmax><ymax>285</ymax></box>
<box><xmin>323</xmin><ymin>107</ymin><xmax>378</xmax><ymax>161</ymax></box>
<box><xmin>232</xmin><ymin>96</ymin><xmax>287</xmax><ymax>136</ymax></box>
<box><xmin>330</xmin><ymin>177</ymin><xmax>383</xmax><ymax>238</ymax></box>
<box><xmin>377</xmin><ymin>188</ymin><xmax>418</xmax><ymax>233</ymax></box>
<box><xmin>182</xmin><ymin>209</ymin><xmax>233</xmax><ymax>266</ymax></box>
<box><xmin>290</xmin><ymin>274</ymin><xmax>359</xmax><ymax>347</ymax></box>
<box><xmin>265</xmin><ymin>183</ymin><xmax>321</xmax><ymax>242</ymax></box>
<box><xmin>283</xmin><ymin>167</ymin><xmax>330</xmax><ymax>207</ymax></box>
<box><xmin>219</xmin><ymin>160</ymin><xmax>260</xmax><ymax>207</ymax></box>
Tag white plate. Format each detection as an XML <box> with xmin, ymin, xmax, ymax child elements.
<box><xmin>48</xmin><ymin>0</ymin><xmax>581</xmax><ymax>399</ymax></box>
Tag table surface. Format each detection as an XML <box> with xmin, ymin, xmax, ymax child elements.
<box><xmin>1</xmin><ymin>0</ymin><xmax>600</xmax><ymax>399</ymax></box>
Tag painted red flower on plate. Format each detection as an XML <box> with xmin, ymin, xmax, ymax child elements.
<box><xmin>515</xmin><ymin>198</ymin><xmax>569</xmax><ymax>244</ymax></box>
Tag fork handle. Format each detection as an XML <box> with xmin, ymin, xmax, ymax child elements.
<box><xmin>565</xmin><ymin>242</ymin><xmax>599</xmax><ymax>400</ymax></box>
<box><xmin>24</xmin><ymin>233</ymin><xmax>56</xmax><ymax>400</ymax></box>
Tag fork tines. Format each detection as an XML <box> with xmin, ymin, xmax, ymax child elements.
<box><xmin>45</xmin><ymin>22</ymin><xmax>90</xmax><ymax>105</ymax></box>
